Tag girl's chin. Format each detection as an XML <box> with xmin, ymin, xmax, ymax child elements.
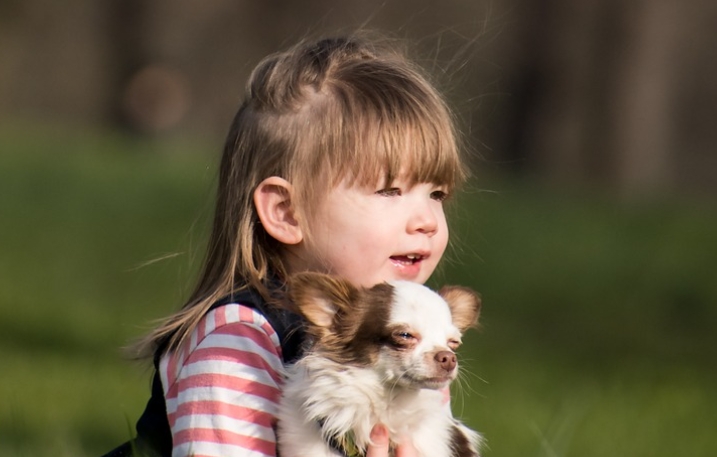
<box><xmin>347</xmin><ymin>263</ymin><xmax>432</xmax><ymax>287</ymax></box>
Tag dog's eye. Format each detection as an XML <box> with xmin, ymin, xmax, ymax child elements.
<box><xmin>389</xmin><ymin>329</ymin><xmax>419</xmax><ymax>349</ymax></box>
<box><xmin>448</xmin><ymin>339</ymin><xmax>461</xmax><ymax>350</ymax></box>
<box><xmin>391</xmin><ymin>330</ymin><xmax>417</xmax><ymax>346</ymax></box>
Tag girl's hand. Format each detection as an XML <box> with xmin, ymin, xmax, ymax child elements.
<box><xmin>366</xmin><ymin>424</ymin><xmax>418</xmax><ymax>457</ymax></box>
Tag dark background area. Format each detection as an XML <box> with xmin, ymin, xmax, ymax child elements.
<box><xmin>2</xmin><ymin>0</ymin><xmax>717</xmax><ymax>196</ymax></box>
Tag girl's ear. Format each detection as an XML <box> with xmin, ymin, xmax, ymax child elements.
<box><xmin>254</xmin><ymin>177</ymin><xmax>303</xmax><ymax>245</ymax></box>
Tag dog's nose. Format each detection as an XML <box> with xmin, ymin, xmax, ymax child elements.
<box><xmin>434</xmin><ymin>351</ymin><xmax>456</xmax><ymax>372</ymax></box>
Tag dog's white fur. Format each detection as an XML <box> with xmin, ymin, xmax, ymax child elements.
<box><xmin>277</xmin><ymin>273</ymin><xmax>481</xmax><ymax>457</ymax></box>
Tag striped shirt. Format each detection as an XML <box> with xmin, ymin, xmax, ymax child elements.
<box><xmin>158</xmin><ymin>303</ymin><xmax>284</xmax><ymax>457</ymax></box>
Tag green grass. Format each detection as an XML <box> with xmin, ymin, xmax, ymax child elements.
<box><xmin>440</xmin><ymin>179</ymin><xmax>717</xmax><ymax>456</ymax></box>
<box><xmin>0</xmin><ymin>126</ymin><xmax>216</xmax><ymax>456</ymax></box>
<box><xmin>1</xmin><ymin>125</ymin><xmax>715</xmax><ymax>456</ymax></box>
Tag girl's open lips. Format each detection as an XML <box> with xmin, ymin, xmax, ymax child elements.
<box><xmin>389</xmin><ymin>254</ymin><xmax>424</xmax><ymax>265</ymax></box>
<box><xmin>389</xmin><ymin>254</ymin><xmax>426</xmax><ymax>279</ymax></box>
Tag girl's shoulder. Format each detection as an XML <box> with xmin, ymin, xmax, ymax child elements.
<box><xmin>160</xmin><ymin>303</ymin><xmax>285</xmax><ymax>389</ymax></box>
<box><xmin>200</xmin><ymin>302</ymin><xmax>282</xmax><ymax>348</ymax></box>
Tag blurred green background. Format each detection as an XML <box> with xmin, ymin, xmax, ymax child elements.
<box><xmin>1</xmin><ymin>1</ymin><xmax>717</xmax><ymax>456</ymax></box>
<box><xmin>2</xmin><ymin>127</ymin><xmax>715</xmax><ymax>456</ymax></box>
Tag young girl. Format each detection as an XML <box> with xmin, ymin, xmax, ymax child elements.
<box><xmin>105</xmin><ymin>33</ymin><xmax>467</xmax><ymax>457</ymax></box>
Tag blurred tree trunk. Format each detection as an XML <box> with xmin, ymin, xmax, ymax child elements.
<box><xmin>510</xmin><ymin>0</ymin><xmax>625</xmax><ymax>184</ymax></box>
<box><xmin>508</xmin><ymin>0</ymin><xmax>717</xmax><ymax>196</ymax></box>
<box><xmin>105</xmin><ymin>0</ymin><xmax>150</xmax><ymax>132</ymax></box>
<box><xmin>611</xmin><ymin>2</ymin><xmax>678</xmax><ymax>196</ymax></box>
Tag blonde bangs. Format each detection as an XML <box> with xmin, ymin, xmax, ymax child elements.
<box><xmin>289</xmin><ymin>79</ymin><xmax>465</xmax><ymax>216</ymax></box>
<box><xmin>349</xmin><ymin>102</ymin><xmax>464</xmax><ymax>192</ymax></box>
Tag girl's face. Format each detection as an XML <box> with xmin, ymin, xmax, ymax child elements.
<box><xmin>286</xmin><ymin>176</ymin><xmax>450</xmax><ymax>287</ymax></box>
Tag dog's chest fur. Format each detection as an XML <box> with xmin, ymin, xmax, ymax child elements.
<box><xmin>280</xmin><ymin>357</ymin><xmax>457</xmax><ymax>457</ymax></box>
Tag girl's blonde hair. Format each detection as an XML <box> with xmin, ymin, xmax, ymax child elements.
<box><xmin>136</xmin><ymin>34</ymin><xmax>467</xmax><ymax>359</ymax></box>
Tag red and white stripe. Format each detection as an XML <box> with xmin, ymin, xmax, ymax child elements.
<box><xmin>159</xmin><ymin>304</ymin><xmax>284</xmax><ymax>457</ymax></box>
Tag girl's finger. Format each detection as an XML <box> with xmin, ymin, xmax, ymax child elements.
<box><xmin>365</xmin><ymin>424</ymin><xmax>390</xmax><ymax>457</ymax></box>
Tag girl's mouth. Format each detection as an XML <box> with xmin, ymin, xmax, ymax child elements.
<box><xmin>390</xmin><ymin>253</ymin><xmax>428</xmax><ymax>279</ymax></box>
<box><xmin>390</xmin><ymin>254</ymin><xmax>424</xmax><ymax>266</ymax></box>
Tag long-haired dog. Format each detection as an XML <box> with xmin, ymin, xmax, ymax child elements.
<box><xmin>277</xmin><ymin>272</ymin><xmax>482</xmax><ymax>457</ymax></box>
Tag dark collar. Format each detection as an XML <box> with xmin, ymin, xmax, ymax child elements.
<box><xmin>317</xmin><ymin>418</ymin><xmax>363</xmax><ymax>457</ymax></box>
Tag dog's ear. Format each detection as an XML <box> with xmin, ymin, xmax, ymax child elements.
<box><xmin>439</xmin><ymin>286</ymin><xmax>481</xmax><ymax>333</ymax></box>
<box><xmin>287</xmin><ymin>272</ymin><xmax>356</xmax><ymax>328</ymax></box>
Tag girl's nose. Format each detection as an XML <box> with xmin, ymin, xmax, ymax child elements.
<box><xmin>407</xmin><ymin>200</ymin><xmax>438</xmax><ymax>235</ymax></box>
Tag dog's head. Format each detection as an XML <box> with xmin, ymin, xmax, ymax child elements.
<box><xmin>287</xmin><ymin>272</ymin><xmax>481</xmax><ymax>390</ymax></box>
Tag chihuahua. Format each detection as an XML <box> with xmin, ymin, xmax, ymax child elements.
<box><xmin>277</xmin><ymin>272</ymin><xmax>481</xmax><ymax>457</ymax></box>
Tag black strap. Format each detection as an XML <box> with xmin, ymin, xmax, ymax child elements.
<box><xmin>101</xmin><ymin>287</ymin><xmax>305</xmax><ymax>457</ymax></box>
<box><xmin>217</xmin><ymin>286</ymin><xmax>306</xmax><ymax>365</ymax></box>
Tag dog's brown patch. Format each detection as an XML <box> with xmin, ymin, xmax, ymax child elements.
<box><xmin>288</xmin><ymin>273</ymin><xmax>394</xmax><ymax>366</ymax></box>
<box><xmin>438</xmin><ymin>286</ymin><xmax>481</xmax><ymax>332</ymax></box>
<box><xmin>450</xmin><ymin>422</ymin><xmax>477</xmax><ymax>457</ymax></box>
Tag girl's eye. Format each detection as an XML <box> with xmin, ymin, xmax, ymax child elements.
<box><xmin>430</xmin><ymin>190</ymin><xmax>449</xmax><ymax>202</ymax></box>
<box><xmin>376</xmin><ymin>187</ymin><xmax>402</xmax><ymax>197</ymax></box>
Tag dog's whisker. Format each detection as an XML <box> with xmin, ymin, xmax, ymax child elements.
<box><xmin>457</xmin><ymin>364</ymin><xmax>487</xmax><ymax>384</ymax></box>
<box><xmin>458</xmin><ymin>369</ymin><xmax>487</xmax><ymax>398</ymax></box>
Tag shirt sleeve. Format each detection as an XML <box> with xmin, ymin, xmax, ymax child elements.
<box><xmin>161</xmin><ymin>304</ymin><xmax>284</xmax><ymax>457</ymax></box>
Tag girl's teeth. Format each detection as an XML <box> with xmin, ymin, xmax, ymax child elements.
<box><xmin>392</xmin><ymin>254</ymin><xmax>421</xmax><ymax>264</ymax></box>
